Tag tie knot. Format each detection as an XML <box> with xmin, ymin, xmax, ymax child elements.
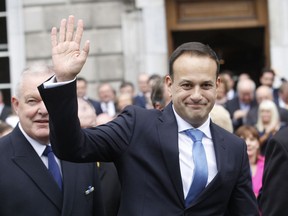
<box><xmin>185</xmin><ymin>129</ymin><xmax>204</xmax><ymax>142</ymax></box>
<box><xmin>43</xmin><ymin>145</ymin><xmax>53</xmax><ymax>156</ymax></box>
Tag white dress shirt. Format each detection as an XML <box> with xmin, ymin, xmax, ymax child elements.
<box><xmin>18</xmin><ymin>123</ymin><xmax>62</xmax><ymax>175</ymax></box>
<box><xmin>101</xmin><ymin>101</ymin><xmax>116</xmax><ymax>117</ymax></box>
<box><xmin>173</xmin><ymin>106</ymin><xmax>218</xmax><ymax>198</ymax></box>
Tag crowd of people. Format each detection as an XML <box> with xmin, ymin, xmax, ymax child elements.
<box><xmin>1</xmin><ymin>15</ymin><xmax>288</xmax><ymax>215</ymax></box>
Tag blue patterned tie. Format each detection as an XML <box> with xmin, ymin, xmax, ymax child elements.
<box><xmin>185</xmin><ymin>129</ymin><xmax>208</xmax><ymax>207</ymax></box>
<box><xmin>43</xmin><ymin>145</ymin><xmax>62</xmax><ymax>190</ymax></box>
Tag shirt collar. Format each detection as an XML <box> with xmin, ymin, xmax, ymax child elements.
<box><xmin>19</xmin><ymin>123</ymin><xmax>49</xmax><ymax>157</ymax></box>
<box><xmin>239</xmin><ymin>102</ymin><xmax>250</xmax><ymax>111</ymax></box>
<box><xmin>172</xmin><ymin>105</ymin><xmax>212</xmax><ymax>139</ymax></box>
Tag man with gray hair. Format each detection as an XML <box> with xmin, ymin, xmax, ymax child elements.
<box><xmin>0</xmin><ymin>64</ymin><xmax>104</xmax><ymax>216</ymax></box>
<box><xmin>224</xmin><ymin>78</ymin><xmax>257</xmax><ymax>131</ymax></box>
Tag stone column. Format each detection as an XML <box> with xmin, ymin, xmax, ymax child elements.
<box><xmin>7</xmin><ymin>0</ymin><xmax>26</xmax><ymax>96</ymax></box>
<box><xmin>122</xmin><ymin>0</ymin><xmax>168</xmax><ymax>88</ymax></box>
<box><xmin>268</xmin><ymin>0</ymin><xmax>288</xmax><ymax>86</ymax></box>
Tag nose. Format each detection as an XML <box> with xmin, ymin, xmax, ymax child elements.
<box><xmin>38</xmin><ymin>101</ymin><xmax>48</xmax><ymax>115</ymax></box>
<box><xmin>245</xmin><ymin>140</ymin><xmax>252</xmax><ymax>147</ymax></box>
<box><xmin>190</xmin><ymin>86</ymin><xmax>202</xmax><ymax>101</ymax></box>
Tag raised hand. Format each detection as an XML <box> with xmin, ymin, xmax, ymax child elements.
<box><xmin>51</xmin><ymin>15</ymin><xmax>90</xmax><ymax>82</ymax></box>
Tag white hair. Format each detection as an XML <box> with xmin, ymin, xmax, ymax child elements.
<box><xmin>255</xmin><ymin>100</ymin><xmax>279</xmax><ymax>132</ymax></box>
<box><xmin>15</xmin><ymin>63</ymin><xmax>54</xmax><ymax>97</ymax></box>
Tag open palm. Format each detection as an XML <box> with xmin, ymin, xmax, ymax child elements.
<box><xmin>51</xmin><ymin>16</ymin><xmax>89</xmax><ymax>82</ymax></box>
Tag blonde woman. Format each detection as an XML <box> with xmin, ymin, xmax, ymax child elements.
<box><xmin>255</xmin><ymin>100</ymin><xmax>286</xmax><ymax>155</ymax></box>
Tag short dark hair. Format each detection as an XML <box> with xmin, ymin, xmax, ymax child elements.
<box><xmin>235</xmin><ymin>125</ymin><xmax>259</xmax><ymax>140</ymax></box>
<box><xmin>76</xmin><ymin>76</ymin><xmax>87</xmax><ymax>82</ymax></box>
<box><xmin>169</xmin><ymin>42</ymin><xmax>220</xmax><ymax>79</ymax></box>
<box><xmin>120</xmin><ymin>81</ymin><xmax>134</xmax><ymax>90</ymax></box>
<box><xmin>151</xmin><ymin>78</ymin><xmax>165</xmax><ymax>108</ymax></box>
<box><xmin>260</xmin><ymin>67</ymin><xmax>275</xmax><ymax>77</ymax></box>
<box><xmin>220</xmin><ymin>69</ymin><xmax>234</xmax><ymax>78</ymax></box>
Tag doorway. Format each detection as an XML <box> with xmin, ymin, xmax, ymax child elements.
<box><xmin>172</xmin><ymin>27</ymin><xmax>265</xmax><ymax>85</ymax></box>
<box><xmin>165</xmin><ymin>0</ymin><xmax>269</xmax><ymax>86</ymax></box>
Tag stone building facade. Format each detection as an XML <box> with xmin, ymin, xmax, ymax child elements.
<box><xmin>4</xmin><ymin>0</ymin><xmax>167</xmax><ymax>99</ymax></box>
<box><xmin>2</xmin><ymin>0</ymin><xmax>288</xmax><ymax>101</ymax></box>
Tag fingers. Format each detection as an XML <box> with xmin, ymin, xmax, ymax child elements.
<box><xmin>52</xmin><ymin>15</ymin><xmax>87</xmax><ymax>55</ymax></box>
<box><xmin>59</xmin><ymin>18</ymin><xmax>67</xmax><ymax>42</ymax></box>
<box><xmin>83</xmin><ymin>40</ymin><xmax>90</xmax><ymax>56</ymax></box>
<box><xmin>51</xmin><ymin>27</ymin><xmax>58</xmax><ymax>48</ymax></box>
<box><xmin>74</xmin><ymin>19</ymin><xmax>84</xmax><ymax>45</ymax></box>
<box><xmin>55</xmin><ymin>16</ymin><xmax>84</xmax><ymax>45</ymax></box>
<box><xmin>79</xmin><ymin>40</ymin><xmax>90</xmax><ymax>61</ymax></box>
<box><xmin>66</xmin><ymin>15</ymin><xmax>74</xmax><ymax>41</ymax></box>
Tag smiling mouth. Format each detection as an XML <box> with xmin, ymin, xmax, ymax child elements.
<box><xmin>187</xmin><ymin>103</ymin><xmax>204</xmax><ymax>108</ymax></box>
<box><xmin>35</xmin><ymin>120</ymin><xmax>49</xmax><ymax>124</ymax></box>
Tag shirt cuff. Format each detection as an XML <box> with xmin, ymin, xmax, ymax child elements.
<box><xmin>43</xmin><ymin>75</ymin><xmax>76</xmax><ymax>89</ymax></box>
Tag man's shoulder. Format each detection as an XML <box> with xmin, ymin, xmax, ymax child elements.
<box><xmin>226</xmin><ymin>96</ymin><xmax>238</xmax><ymax>103</ymax></box>
<box><xmin>272</xmin><ymin>126</ymin><xmax>288</xmax><ymax>146</ymax></box>
<box><xmin>123</xmin><ymin>104</ymin><xmax>162</xmax><ymax>115</ymax></box>
<box><xmin>224</xmin><ymin>97</ymin><xmax>240</xmax><ymax>110</ymax></box>
<box><xmin>118</xmin><ymin>105</ymin><xmax>165</xmax><ymax>127</ymax></box>
<box><xmin>88</xmin><ymin>98</ymin><xmax>100</xmax><ymax>105</ymax></box>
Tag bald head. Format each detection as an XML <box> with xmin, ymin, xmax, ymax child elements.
<box><xmin>237</xmin><ymin>79</ymin><xmax>256</xmax><ymax>104</ymax></box>
<box><xmin>255</xmin><ymin>85</ymin><xmax>273</xmax><ymax>104</ymax></box>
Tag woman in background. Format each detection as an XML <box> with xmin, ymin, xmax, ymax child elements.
<box><xmin>235</xmin><ymin>125</ymin><xmax>264</xmax><ymax>198</ymax></box>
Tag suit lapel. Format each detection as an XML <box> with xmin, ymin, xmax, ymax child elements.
<box><xmin>210</xmin><ymin>123</ymin><xmax>227</xmax><ymax>174</ymax></box>
<box><xmin>11</xmin><ymin>126</ymin><xmax>63</xmax><ymax>211</ymax></box>
<box><xmin>158</xmin><ymin>104</ymin><xmax>185</xmax><ymax>205</ymax></box>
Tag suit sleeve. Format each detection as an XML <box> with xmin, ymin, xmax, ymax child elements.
<box><xmin>38</xmin><ymin>80</ymin><xmax>134</xmax><ymax>163</ymax></box>
<box><xmin>260</xmin><ymin>131</ymin><xmax>288</xmax><ymax>215</ymax></box>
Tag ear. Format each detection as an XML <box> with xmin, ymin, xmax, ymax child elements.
<box><xmin>11</xmin><ymin>97</ymin><xmax>19</xmax><ymax>115</ymax></box>
<box><xmin>165</xmin><ymin>75</ymin><xmax>173</xmax><ymax>97</ymax></box>
<box><xmin>216</xmin><ymin>76</ymin><xmax>221</xmax><ymax>88</ymax></box>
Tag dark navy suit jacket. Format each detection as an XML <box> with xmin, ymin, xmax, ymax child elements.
<box><xmin>259</xmin><ymin>126</ymin><xmax>288</xmax><ymax>215</ymax></box>
<box><xmin>98</xmin><ymin>162</ymin><xmax>121</xmax><ymax>216</ymax></box>
<box><xmin>224</xmin><ymin>97</ymin><xmax>257</xmax><ymax>131</ymax></box>
<box><xmin>133</xmin><ymin>94</ymin><xmax>146</xmax><ymax>108</ymax></box>
<box><xmin>39</xmin><ymin>80</ymin><xmax>259</xmax><ymax>216</ymax></box>
<box><xmin>0</xmin><ymin>125</ymin><xmax>104</xmax><ymax>216</ymax></box>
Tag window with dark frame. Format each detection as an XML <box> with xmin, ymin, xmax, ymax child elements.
<box><xmin>0</xmin><ymin>0</ymin><xmax>11</xmax><ymax>105</ymax></box>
